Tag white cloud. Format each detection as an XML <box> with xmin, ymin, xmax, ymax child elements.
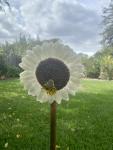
<box><xmin>0</xmin><ymin>0</ymin><xmax>111</xmax><ymax>54</ymax></box>
<box><xmin>0</xmin><ymin>7</ymin><xmax>25</xmax><ymax>42</ymax></box>
<box><xmin>20</xmin><ymin>0</ymin><xmax>102</xmax><ymax>53</ymax></box>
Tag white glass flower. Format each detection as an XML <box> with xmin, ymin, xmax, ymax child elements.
<box><xmin>19</xmin><ymin>41</ymin><xmax>83</xmax><ymax>104</ymax></box>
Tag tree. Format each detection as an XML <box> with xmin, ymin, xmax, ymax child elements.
<box><xmin>0</xmin><ymin>52</ymin><xmax>7</xmax><ymax>79</ymax></box>
<box><xmin>101</xmin><ymin>0</ymin><xmax>113</xmax><ymax>47</ymax></box>
<box><xmin>100</xmin><ymin>55</ymin><xmax>113</xmax><ymax>80</ymax></box>
<box><xmin>0</xmin><ymin>0</ymin><xmax>10</xmax><ymax>12</ymax></box>
<box><xmin>86</xmin><ymin>57</ymin><xmax>100</xmax><ymax>78</ymax></box>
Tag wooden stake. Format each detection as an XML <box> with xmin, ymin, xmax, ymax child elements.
<box><xmin>50</xmin><ymin>101</ymin><xmax>56</xmax><ymax>150</ymax></box>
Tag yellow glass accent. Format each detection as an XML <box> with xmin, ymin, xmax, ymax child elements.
<box><xmin>43</xmin><ymin>79</ymin><xmax>57</xmax><ymax>95</ymax></box>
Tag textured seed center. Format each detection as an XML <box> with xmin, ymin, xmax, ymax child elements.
<box><xmin>35</xmin><ymin>58</ymin><xmax>70</xmax><ymax>91</ymax></box>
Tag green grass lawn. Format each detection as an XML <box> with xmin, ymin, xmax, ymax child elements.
<box><xmin>0</xmin><ymin>79</ymin><xmax>113</xmax><ymax>150</ymax></box>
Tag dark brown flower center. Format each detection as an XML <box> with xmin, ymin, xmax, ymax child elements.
<box><xmin>35</xmin><ymin>58</ymin><xmax>70</xmax><ymax>90</ymax></box>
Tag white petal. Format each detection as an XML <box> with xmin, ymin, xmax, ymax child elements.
<box><xmin>60</xmin><ymin>90</ymin><xmax>69</xmax><ymax>101</ymax></box>
<box><xmin>21</xmin><ymin>57</ymin><xmax>36</xmax><ymax>70</ymax></box>
<box><xmin>37</xmin><ymin>89</ymin><xmax>50</xmax><ymax>103</ymax></box>
<box><xmin>33</xmin><ymin>45</ymin><xmax>48</xmax><ymax>61</ymax></box>
<box><xmin>55</xmin><ymin>91</ymin><xmax>63</xmax><ymax>104</ymax></box>
<box><xmin>49</xmin><ymin>96</ymin><xmax>55</xmax><ymax>104</ymax></box>
<box><xmin>26</xmin><ymin>50</ymin><xmax>40</xmax><ymax>63</ymax></box>
<box><xmin>20</xmin><ymin>70</ymin><xmax>41</xmax><ymax>96</ymax></box>
<box><xmin>28</xmin><ymin>83</ymin><xmax>41</xmax><ymax>96</ymax></box>
<box><xmin>41</xmin><ymin>42</ymin><xmax>55</xmax><ymax>58</ymax></box>
<box><xmin>20</xmin><ymin>70</ymin><xmax>34</xmax><ymax>77</ymax></box>
<box><xmin>19</xmin><ymin>62</ymin><xmax>32</xmax><ymax>70</ymax></box>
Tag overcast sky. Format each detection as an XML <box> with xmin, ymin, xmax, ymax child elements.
<box><xmin>0</xmin><ymin>0</ymin><xmax>111</xmax><ymax>55</ymax></box>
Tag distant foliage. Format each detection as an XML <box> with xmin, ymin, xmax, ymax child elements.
<box><xmin>101</xmin><ymin>0</ymin><xmax>113</xmax><ymax>47</ymax></box>
<box><xmin>80</xmin><ymin>46</ymin><xmax>113</xmax><ymax>80</ymax></box>
<box><xmin>6</xmin><ymin>66</ymin><xmax>21</xmax><ymax>78</ymax></box>
<box><xmin>100</xmin><ymin>55</ymin><xmax>113</xmax><ymax>80</ymax></box>
<box><xmin>99</xmin><ymin>0</ymin><xmax>113</xmax><ymax>80</ymax></box>
<box><xmin>80</xmin><ymin>54</ymin><xmax>101</xmax><ymax>78</ymax></box>
<box><xmin>1</xmin><ymin>31</ymin><xmax>113</xmax><ymax>80</ymax></box>
<box><xmin>0</xmin><ymin>34</ymin><xmax>60</xmax><ymax>79</ymax></box>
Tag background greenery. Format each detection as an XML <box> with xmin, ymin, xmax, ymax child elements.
<box><xmin>0</xmin><ymin>36</ymin><xmax>60</xmax><ymax>79</ymax></box>
<box><xmin>0</xmin><ymin>1</ymin><xmax>113</xmax><ymax>80</ymax></box>
<box><xmin>0</xmin><ymin>79</ymin><xmax>113</xmax><ymax>150</ymax></box>
<box><xmin>0</xmin><ymin>0</ymin><xmax>113</xmax><ymax>81</ymax></box>
<box><xmin>0</xmin><ymin>0</ymin><xmax>113</xmax><ymax>80</ymax></box>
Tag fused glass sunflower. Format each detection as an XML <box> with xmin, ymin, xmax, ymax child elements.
<box><xmin>19</xmin><ymin>41</ymin><xmax>83</xmax><ymax>104</ymax></box>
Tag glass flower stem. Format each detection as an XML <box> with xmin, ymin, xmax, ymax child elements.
<box><xmin>50</xmin><ymin>101</ymin><xmax>56</xmax><ymax>150</ymax></box>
